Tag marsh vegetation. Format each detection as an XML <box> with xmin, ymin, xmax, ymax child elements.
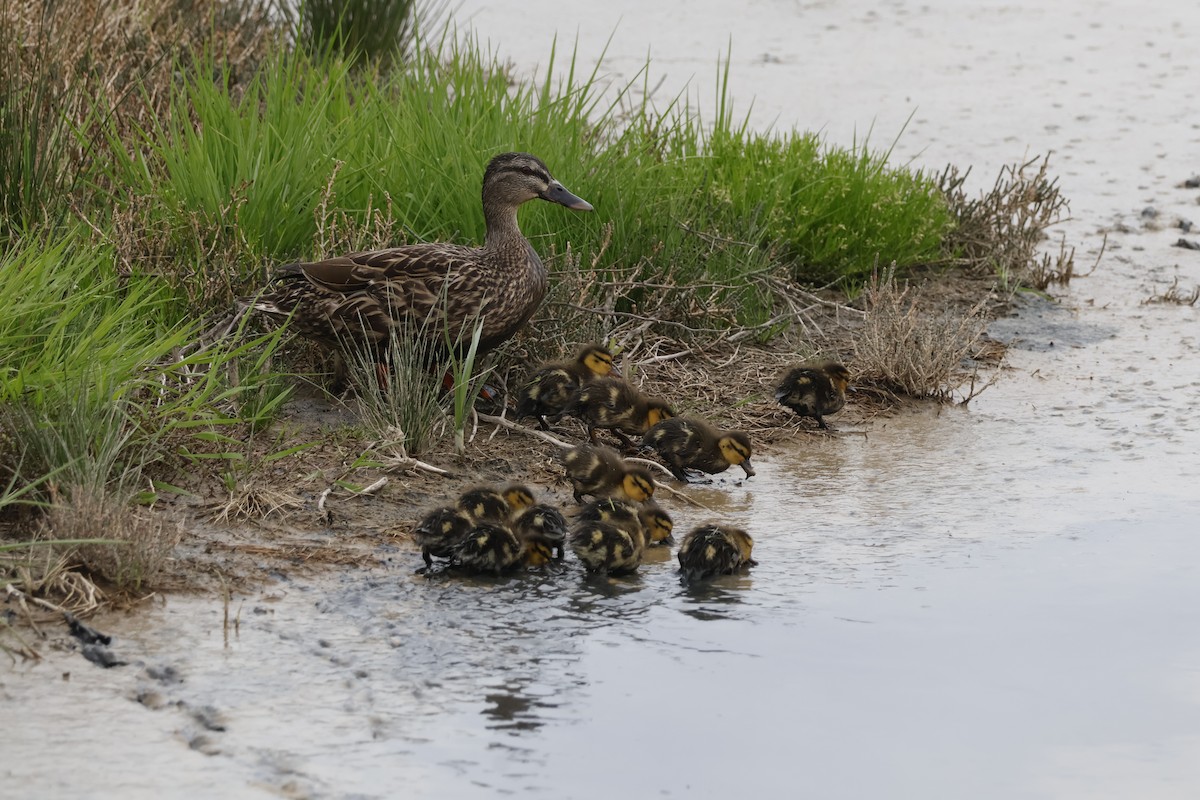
<box><xmin>0</xmin><ymin>0</ymin><xmax>1073</xmax><ymax>644</ymax></box>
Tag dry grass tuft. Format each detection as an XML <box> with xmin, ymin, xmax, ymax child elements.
<box><xmin>852</xmin><ymin>266</ymin><xmax>988</xmax><ymax>399</ymax></box>
<box><xmin>940</xmin><ymin>155</ymin><xmax>1079</xmax><ymax>290</ymax></box>
<box><xmin>44</xmin><ymin>485</ymin><xmax>181</xmax><ymax>592</ymax></box>
<box><xmin>1144</xmin><ymin>276</ymin><xmax>1200</xmax><ymax>306</ymax></box>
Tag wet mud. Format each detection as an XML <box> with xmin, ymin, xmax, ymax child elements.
<box><xmin>5</xmin><ymin>1</ymin><xmax>1200</xmax><ymax>798</ymax></box>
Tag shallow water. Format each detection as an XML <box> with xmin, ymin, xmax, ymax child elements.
<box><xmin>5</xmin><ymin>1</ymin><xmax>1200</xmax><ymax>798</ymax></box>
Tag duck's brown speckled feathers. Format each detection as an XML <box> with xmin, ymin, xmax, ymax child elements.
<box><xmin>412</xmin><ymin>506</ymin><xmax>474</xmax><ymax>569</ymax></box>
<box><xmin>641</xmin><ymin>416</ymin><xmax>754</xmax><ymax>481</ymax></box>
<box><xmin>514</xmin><ymin>344</ymin><xmax>617</xmax><ymax>430</ymax></box>
<box><xmin>249</xmin><ymin>153</ymin><xmax>592</xmax><ymax>360</ymax></box>
<box><xmin>562</xmin><ymin>376</ymin><xmax>674</xmax><ymax>448</ymax></box>
<box><xmin>568</xmin><ymin>510</ymin><xmax>645</xmax><ymax>575</ymax></box>
<box><xmin>453</xmin><ymin>522</ymin><xmax>525</xmax><ymax>575</ymax></box>
<box><xmin>774</xmin><ymin>361</ymin><xmax>851</xmax><ymax>429</ymax></box>
<box><xmin>677</xmin><ymin>524</ymin><xmax>756</xmax><ymax>582</ymax></box>
<box><xmin>512</xmin><ymin>504</ymin><xmax>569</xmax><ymax>566</ymax></box>
<box><xmin>561</xmin><ymin>444</ymin><xmax>656</xmax><ymax>503</ymax></box>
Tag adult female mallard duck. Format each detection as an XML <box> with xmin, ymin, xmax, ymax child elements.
<box><xmin>677</xmin><ymin>524</ymin><xmax>756</xmax><ymax>582</ymax></box>
<box><xmin>249</xmin><ymin>152</ymin><xmax>592</xmax><ymax>368</ymax></box>
<box><xmin>774</xmin><ymin>361</ymin><xmax>851</xmax><ymax>429</ymax></box>
<box><xmin>561</xmin><ymin>376</ymin><xmax>674</xmax><ymax>448</ymax></box>
<box><xmin>641</xmin><ymin>416</ymin><xmax>755</xmax><ymax>482</ymax></box>
<box><xmin>412</xmin><ymin>505</ymin><xmax>474</xmax><ymax>570</ymax></box>
<box><xmin>561</xmin><ymin>444</ymin><xmax>656</xmax><ymax>504</ymax></box>
<box><xmin>514</xmin><ymin>343</ymin><xmax>617</xmax><ymax>430</ymax></box>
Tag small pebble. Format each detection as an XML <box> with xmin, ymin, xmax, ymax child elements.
<box><xmin>1141</xmin><ymin>206</ymin><xmax>1158</xmax><ymax>219</ymax></box>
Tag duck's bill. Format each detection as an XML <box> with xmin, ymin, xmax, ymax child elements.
<box><xmin>740</xmin><ymin>460</ymin><xmax>756</xmax><ymax>478</ymax></box>
<box><xmin>543</xmin><ymin>182</ymin><xmax>594</xmax><ymax>211</ymax></box>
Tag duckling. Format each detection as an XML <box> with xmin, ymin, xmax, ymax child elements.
<box><xmin>411</xmin><ymin>505</ymin><xmax>474</xmax><ymax>570</ymax></box>
<box><xmin>512</xmin><ymin>504</ymin><xmax>569</xmax><ymax>566</ymax></box>
<box><xmin>456</xmin><ymin>486</ymin><xmax>511</xmax><ymax>524</ymax></box>
<box><xmin>641</xmin><ymin>416</ymin><xmax>755</xmax><ymax>482</ymax></box>
<box><xmin>576</xmin><ymin>497</ymin><xmax>642</xmax><ymax>529</ymax></box>
<box><xmin>677</xmin><ymin>524</ymin><xmax>757</xmax><ymax>582</ymax></box>
<box><xmin>561</xmin><ymin>376</ymin><xmax>674</xmax><ymax>448</ymax></box>
<box><xmin>561</xmin><ymin>444</ymin><xmax>656</xmax><ymax>503</ymax></box>
<box><xmin>639</xmin><ymin>501</ymin><xmax>675</xmax><ymax>547</ymax></box>
<box><xmin>499</xmin><ymin>483</ymin><xmax>537</xmax><ymax>515</ymax></box>
<box><xmin>774</xmin><ymin>361</ymin><xmax>851</xmax><ymax>429</ymax></box>
<box><xmin>568</xmin><ymin>508</ymin><xmax>646</xmax><ymax>575</ymax></box>
<box><xmin>452</xmin><ymin>522</ymin><xmax>525</xmax><ymax>575</ymax></box>
<box><xmin>514</xmin><ymin>344</ymin><xmax>617</xmax><ymax>430</ymax></box>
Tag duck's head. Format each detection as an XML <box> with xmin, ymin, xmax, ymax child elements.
<box><xmin>725</xmin><ymin>526</ymin><xmax>755</xmax><ymax>563</ymax></box>
<box><xmin>640</xmin><ymin>504</ymin><xmax>675</xmax><ymax>545</ymax></box>
<box><xmin>718</xmin><ymin>431</ymin><xmax>755</xmax><ymax>478</ymax></box>
<box><xmin>822</xmin><ymin>362</ymin><xmax>852</xmax><ymax>393</ymax></box>
<box><xmin>484</xmin><ymin>152</ymin><xmax>593</xmax><ymax>211</ymax></box>
<box><xmin>620</xmin><ymin>468</ymin><xmax>656</xmax><ymax>503</ymax></box>
<box><xmin>577</xmin><ymin>344</ymin><xmax>617</xmax><ymax>378</ymax></box>
<box><xmin>501</xmin><ymin>483</ymin><xmax>537</xmax><ymax>513</ymax></box>
<box><xmin>644</xmin><ymin>398</ymin><xmax>675</xmax><ymax>428</ymax></box>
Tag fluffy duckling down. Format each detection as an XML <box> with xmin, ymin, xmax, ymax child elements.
<box><xmin>412</xmin><ymin>506</ymin><xmax>474</xmax><ymax>570</ymax></box>
<box><xmin>453</xmin><ymin>521</ymin><xmax>525</xmax><ymax>575</ymax></box>
<box><xmin>677</xmin><ymin>524</ymin><xmax>757</xmax><ymax>582</ymax></box>
<box><xmin>774</xmin><ymin>361</ymin><xmax>851</xmax><ymax>429</ymax></box>
<box><xmin>561</xmin><ymin>444</ymin><xmax>656</xmax><ymax>504</ymax></box>
<box><xmin>512</xmin><ymin>504</ymin><xmax>569</xmax><ymax>566</ymax></box>
<box><xmin>569</xmin><ymin>501</ymin><xmax>646</xmax><ymax>575</ymax></box>
<box><xmin>562</xmin><ymin>376</ymin><xmax>674</xmax><ymax>448</ymax></box>
<box><xmin>514</xmin><ymin>343</ymin><xmax>617</xmax><ymax>430</ymax></box>
<box><xmin>641</xmin><ymin>417</ymin><xmax>754</xmax><ymax>482</ymax></box>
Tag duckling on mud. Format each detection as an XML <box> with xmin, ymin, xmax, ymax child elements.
<box><xmin>411</xmin><ymin>506</ymin><xmax>474</xmax><ymax>570</ymax></box>
<box><xmin>641</xmin><ymin>416</ymin><xmax>755</xmax><ymax>482</ymax></box>
<box><xmin>514</xmin><ymin>343</ymin><xmax>617</xmax><ymax>430</ymax></box>
<box><xmin>456</xmin><ymin>486</ymin><xmax>510</xmax><ymax>523</ymax></box>
<box><xmin>561</xmin><ymin>376</ymin><xmax>674</xmax><ymax>448</ymax></box>
<box><xmin>568</xmin><ymin>505</ymin><xmax>646</xmax><ymax>575</ymax></box>
<box><xmin>561</xmin><ymin>444</ymin><xmax>656</xmax><ymax>503</ymax></box>
<box><xmin>452</xmin><ymin>521</ymin><xmax>525</xmax><ymax>575</ymax></box>
<box><xmin>677</xmin><ymin>524</ymin><xmax>757</xmax><ymax>582</ymax></box>
<box><xmin>774</xmin><ymin>360</ymin><xmax>851</xmax><ymax>429</ymax></box>
<box><xmin>512</xmin><ymin>503</ymin><xmax>569</xmax><ymax>566</ymax></box>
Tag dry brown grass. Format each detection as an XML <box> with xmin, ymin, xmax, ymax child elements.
<box><xmin>940</xmin><ymin>155</ymin><xmax>1080</xmax><ymax>290</ymax></box>
<box><xmin>43</xmin><ymin>484</ymin><xmax>181</xmax><ymax>592</ymax></box>
<box><xmin>1144</xmin><ymin>276</ymin><xmax>1200</xmax><ymax>306</ymax></box>
<box><xmin>852</xmin><ymin>266</ymin><xmax>989</xmax><ymax>399</ymax></box>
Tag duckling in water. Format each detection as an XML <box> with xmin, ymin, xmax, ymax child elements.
<box><xmin>561</xmin><ymin>444</ymin><xmax>656</xmax><ymax>503</ymax></box>
<box><xmin>774</xmin><ymin>361</ymin><xmax>851</xmax><ymax>429</ymax></box>
<box><xmin>512</xmin><ymin>504</ymin><xmax>569</xmax><ymax>566</ymax></box>
<box><xmin>562</xmin><ymin>376</ymin><xmax>674</xmax><ymax>448</ymax></box>
<box><xmin>641</xmin><ymin>416</ymin><xmax>755</xmax><ymax>482</ymax></box>
<box><xmin>499</xmin><ymin>483</ymin><xmax>537</xmax><ymax>515</ymax></box>
<box><xmin>569</xmin><ymin>506</ymin><xmax>646</xmax><ymax>575</ymax></box>
<box><xmin>514</xmin><ymin>344</ymin><xmax>617</xmax><ymax>430</ymax></box>
<box><xmin>457</xmin><ymin>483</ymin><xmax>533</xmax><ymax>524</ymax></box>
<box><xmin>639</xmin><ymin>501</ymin><xmax>675</xmax><ymax>547</ymax></box>
<box><xmin>453</xmin><ymin>521</ymin><xmax>525</xmax><ymax>575</ymax></box>
<box><xmin>677</xmin><ymin>524</ymin><xmax>756</xmax><ymax>582</ymax></box>
<box><xmin>412</xmin><ymin>506</ymin><xmax>474</xmax><ymax>570</ymax></box>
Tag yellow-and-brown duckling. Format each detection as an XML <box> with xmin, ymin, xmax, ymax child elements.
<box><xmin>452</xmin><ymin>521</ymin><xmax>525</xmax><ymax>575</ymax></box>
<box><xmin>561</xmin><ymin>444</ymin><xmax>656</xmax><ymax>504</ymax></box>
<box><xmin>512</xmin><ymin>504</ymin><xmax>569</xmax><ymax>566</ymax></box>
<box><xmin>774</xmin><ymin>360</ymin><xmax>851</xmax><ymax>429</ymax></box>
<box><xmin>456</xmin><ymin>486</ymin><xmax>512</xmax><ymax>524</ymax></box>
<box><xmin>677</xmin><ymin>524</ymin><xmax>757</xmax><ymax>582</ymax></box>
<box><xmin>411</xmin><ymin>505</ymin><xmax>474</xmax><ymax>570</ymax></box>
<box><xmin>514</xmin><ymin>343</ymin><xmax>618</xmax><ymax>430</ymax></box>
<box><xmin>248</xmin><ymin>153</ymin><xmax>592</xmax><ymax>369</ymax></box>
<box><xmin>561</xmin><ymin>376</ymin><xmax>674</xmax><ymax>448</ymax></box>
<box><xmin>639</xmin><ymin>501</ymin><xmax>675</xmax><ymax>547</ymax></box>
<box><xmin>641</xmin><ymin>416</ymin><xmax>755</xmax><ymax>482</ymax></box>
<box><xmin>568</xmin><ymin>504</ymin><xmax>646</xmax><ymax>575</ymax></box>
